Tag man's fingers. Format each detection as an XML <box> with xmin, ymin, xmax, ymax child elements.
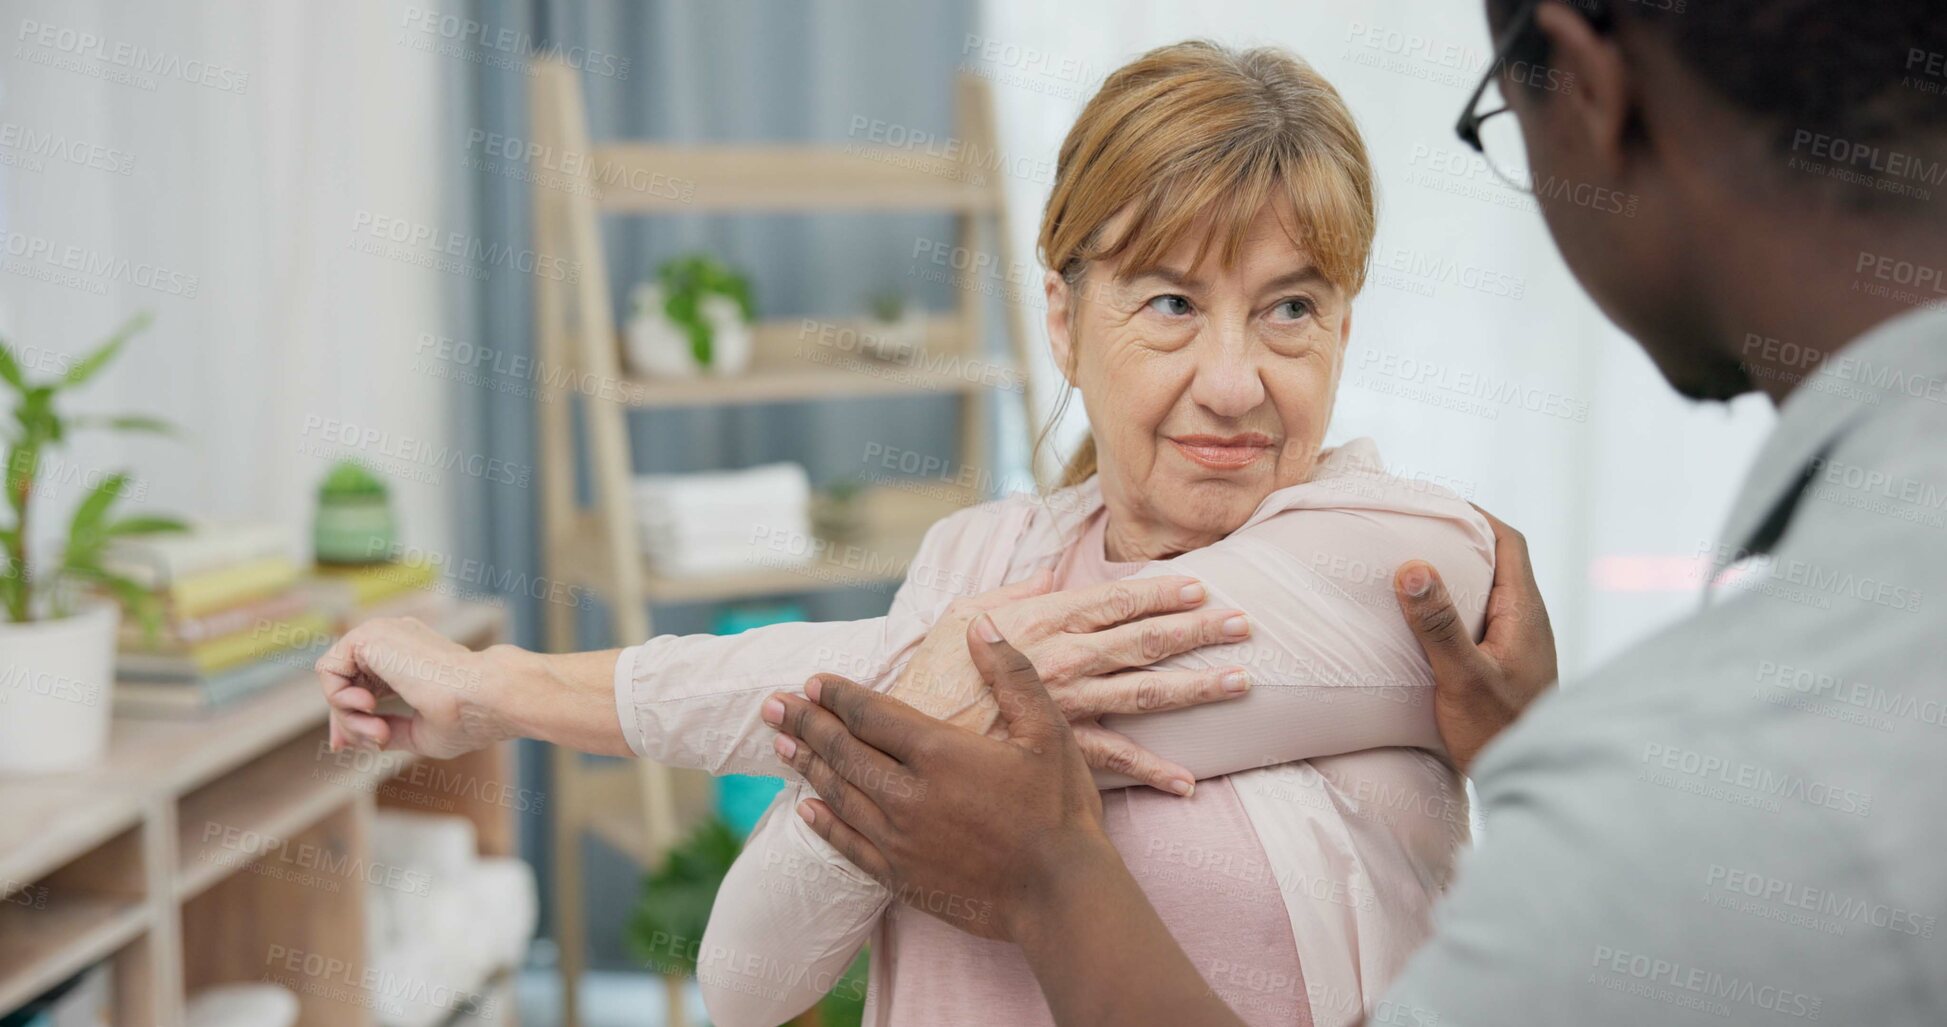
<box><xmin>773</xmin><ymin>690</ymin><xmax>909</xmax><ymax>799</ymax></box>
<box><xmin>801</xmin><ymin>674</ymin><xmax>941</xmax><ymax>765</ymax></box>
<box><xmin>1395</xmin><ymin>561</ymin><xmax>1497</xmax><ymax>691</ymax></box>
<box><xmin>772</xmin><ymin>720</ymin><xmax>894</xmax><ymax>837</ymax></box>
<box><xmin>1049</xmin><ymin>575</ymin><xmax>1208</xmax><ymax>632</ymax></box>
<box><xmin>1065</xmin><ymin>607</ymin><xmax>1249</xmax><ymax>679</ymax></box>
<box><xmin>967</xmin><ymin>616</ymin><xmax>1066</xmax><ymax>744</ymax></box>
<box><xmin>794</xmin><ymin>798</ymin><xmax>893</xmax><ymax>884</ymax></box>
<box><xmin>1058</xmin><ymin>666</ymin><xmax>1250</xmax><ymax>719</ymax></box>
<box><xmin>1073</xmin><ymin>722</ymin><xmax>1195</xmax><ymax>796</ymax></box>
<box><xmin>1472</xmin><ymin>505</ymin><xmax>1555</xmax><ymax>650</ymax></box>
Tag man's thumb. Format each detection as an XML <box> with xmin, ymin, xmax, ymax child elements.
<box><xmin>1394</xmin><ymin>561</ymin><xmax>1493</xmax><ymax>686</ymax></box>
<box><xmin>967</xmin><ymin>614</ymin><xmax>1061</xmax><ymax>741</ymax></box>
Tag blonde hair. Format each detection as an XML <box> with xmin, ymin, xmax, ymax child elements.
<box><xmin>1036</xmin><ymin>40</ymin><xmax>1377</xmax><ymax>488</ymax></box>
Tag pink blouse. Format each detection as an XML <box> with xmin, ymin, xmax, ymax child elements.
<box><xmin>880</xmin><ymin>509</ymin><xmax>1307</xmax><ymax>1025</ymax></box>
<box><xmin>611</xmin><ymin>439</ymin><xmax>1493</xmax><ymax>1027</ymax></box>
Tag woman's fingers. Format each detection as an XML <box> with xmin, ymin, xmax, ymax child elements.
<box><xmin>795</xmin><ymin>798</ymin><xmax>894</xmax><ymax>884</ymax></box>
<box><xmin>961</xmin><ymin>568</ymin><xmax>1055</xmax><ymax>615</ymax></box>
<box><xmin>1060</xmin><ymin>607</ymin><xmax>1249</xmax><ymax>679</ymax></box>
<box><xmin>1041</xmin><ymin>575</ymin><xmax>1208</xmax><ymax>632</ymax></box>
<box><xmin>1055</xmin><ymin>666</ymin><xmax>1250</xmax><ymax>719</ymax></box>
<box><xmin>1073</xmin><ymin>722</ymin><xmax>1195</xmax><ymax>796</ymax></box>
<box><xmin>327</xmin><ymin>685</ymin><xmax>378</xmax><ymax>714</ymax></box>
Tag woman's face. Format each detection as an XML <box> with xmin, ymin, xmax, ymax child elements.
<box><xmin>1048</xmin><ymin>200</ymin><xmax>1351</xmax><ymax>559</ymax></box>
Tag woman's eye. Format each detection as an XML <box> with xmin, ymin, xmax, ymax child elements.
<box><xmin>1273</xmin><ymin>298</ymin><xmax>1313</xmax><ymax>321</ymax></box>
<box><xmin>1146</xmin><ymin>294</ymin><xmax>1193</xmax><ymax>317</ymax></box>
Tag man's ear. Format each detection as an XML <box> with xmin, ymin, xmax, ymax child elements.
<box><xmin>1529</xmin><ymin>1</ymin><xmax>1635</xmax><ymax>178</ymax></box>
<box><xmin>1043</xmin><ymin>269</ymin><xmax>1076</xmax><ymax>385</ymax></box>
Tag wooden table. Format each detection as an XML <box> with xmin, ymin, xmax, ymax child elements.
<box><xmin>0</xmin><ymin>602</ymin><xmax>519</xmax><ymax>1027</ymax></box>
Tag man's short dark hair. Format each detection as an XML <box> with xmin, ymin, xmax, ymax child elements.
<box><xmin>1490</xmin><ymin>0</ymin><xmax>1947</xmax><ymax>152</ymax></box>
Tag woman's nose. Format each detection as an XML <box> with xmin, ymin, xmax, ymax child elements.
<box><xmin>1189</xmin><ymin>335</ymin><xmax>1267</xmax><ymax>418</ymax></box>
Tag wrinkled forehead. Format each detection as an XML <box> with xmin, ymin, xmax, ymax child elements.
<box><xmin>1090</xmin><ymin>195</ymin><xmax>1337</xmax><ymax>292</ymax></box>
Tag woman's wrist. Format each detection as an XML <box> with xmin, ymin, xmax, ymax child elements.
<box><xmin>480</xmin><ymin>645</ymin><xmax>634</xmax><ymax>756</ymax></box>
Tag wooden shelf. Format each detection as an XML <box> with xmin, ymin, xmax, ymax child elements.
<box><xmin>175</xmin><ymin>735</ymin><xmax>407</xmax><ymax>901</ymax></box>
<box><xmin>577</xmin><ymin>763</ymin><xmax>713</xmax><ymax>867</ymax></box>
<box><xmin>0</xmin><ymin>784</ymin><xmax>142</xmax><ymax>899</ymax></box>
<box><xmin>558</xmin><ymin>482</ymin><xmax>979</xmax><ymax>605</ymax></box>
<box><xmin>0</xmin><ymin>600</ymin><xmax>512</xmax><ymax>1026</ymax></box>
<box><xmin>589</xmin><ymin>144</ymin><xmax>998</xmax><ymax>213</ymax></box>
<box><xmin>609</xmin><ymin>315</ymin><xmax>1018</xmax><ymax>409</ymax></box>
<box><xmin>0</xmin><ymin>892</ymin><xmax>149</xmax><ymax>1014</ymax></box>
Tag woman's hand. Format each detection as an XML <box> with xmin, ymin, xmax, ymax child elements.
<box><xmin>317</xmin><ymin>617</ymin><xmax>515</xmax><ymax>759</ymax></box>
<box><xmin>888</xmin><ymin>569</ymin><xmax>1252</xmax><ymax>795</ymax></box>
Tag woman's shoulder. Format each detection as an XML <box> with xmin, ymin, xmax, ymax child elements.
<box><xmin>1225</xmin><ymin>439</ymin><xmax>1495</xmax><ymax>593</ymax></box>
<box><xmin>1246</xmin><ymin>438</ymin><xmax>1487</xmax><ymax>539</ymax></box>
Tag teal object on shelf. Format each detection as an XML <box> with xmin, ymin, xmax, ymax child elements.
<box><xmin>713</xmin><ymin>601</ymin><xmax>807</xmax><ymax>636</ymax></box>
<box><xmin>717</xmin><ymin>774</ymin><xmax>788</xmax><ymax>839</ymax></box>
<box><xmin>711</xmin><ymin>602</ymin><xmax>805</xmax><ymax>837</ymax></box>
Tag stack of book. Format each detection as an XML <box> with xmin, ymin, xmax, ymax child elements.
<box><xmin>312</xmin><ymin>556</ymin><xmax>446</xmax><ymax>632</ymax></box>
<box><xmin>108</xmin><ymin>526</ymin><xmax>334</xmax><ymax>716</ymax></box>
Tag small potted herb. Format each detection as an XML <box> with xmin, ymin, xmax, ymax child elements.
<box><xmin>624</xmin><ymin>255</ymin><xmax>757</xmax><ymax>378</ymax></box>
<box><xmin>313</xmin><ymin>461</ymin><xmax>396</xmax><ymax>565</ymax></box>
<box><xmin>0</xmin><ymin>313</ymin><xmax>183</xmax><ymax>774</ymax></box>
<box><xmin>861</xmin><ymin>289</ymin><xmax>925</xmax><ymax>363</ymax></box>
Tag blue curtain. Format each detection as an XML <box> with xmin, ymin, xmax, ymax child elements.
<box><xmin>435</xmin><ymin>0</ymin><xmax>978</xmax><ymax>970</ymax></box>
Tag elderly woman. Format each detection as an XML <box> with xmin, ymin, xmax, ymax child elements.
<box><xmin>321</xmin><ymin>41</ymin><xmax>1489</xmax><ymax>1027</ymax></box>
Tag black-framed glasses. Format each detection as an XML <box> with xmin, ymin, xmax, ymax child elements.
<box><xmin>1456</xmin><ymin>0</ymin><xmax>1543</xmax><ymax>193</ymax></box>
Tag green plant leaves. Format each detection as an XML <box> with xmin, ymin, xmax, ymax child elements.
<box><xmin>0</xmin><ymin>342</ymin><xmax>24</xmax><ymax>392</ymax></box>
<box><xmin>1</xmin><ymin>313</ymin><xmax>178</xmax><ymax>622</ymax></box>
<box><xmin>624</xmin><ymin>817</ymin><xmax>743</xmax><ymax>978</ymax></box>
<box><xmin>652</xmin><ymin>254</ymin><xmax>755</xmax><ymax>367</ymax></box>
<box><xmin>63</xmin><ymin>311</ymin><xmax>152</xmax><ymax>387</ymax></box>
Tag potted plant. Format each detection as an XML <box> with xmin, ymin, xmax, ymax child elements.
<box><xmin>0</xmin><ymin>313</ymin><xmax>183</xmax><ymax>775</ymax></box>
<box><xmin>624</xmin><ymin>254</ymin><xmax>757</xmax><ymax>378</ymax></box>
<box><xmin>313</xmin><ymin>460</ymin><xmax>396</xmax><ymax>565</ymax></box>
<box><xmin>861</xmin><ymin>289</ymin><xmax>925</xmax><ymax>363</ymax></box>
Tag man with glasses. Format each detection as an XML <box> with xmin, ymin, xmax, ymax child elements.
<box><xmin>765</xmin><ymin>1</ymin><xmax>1947</xmax><ymax>1022</ymax></box>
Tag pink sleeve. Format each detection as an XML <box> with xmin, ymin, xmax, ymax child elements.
<box><xmin>612</xmin><ymin>616</ymin><xmax>901</xmax><ymax>776</ymax></box>
<box><xmin>1095</xmin><ymin>485</ymin><xmax>1495</xmax><ymax>787</ymax></box>
<box><xmin>609</xmin><ymin>498</ymin><xmax>1017</xmax><ymax>775</ymax></box>
<box><xmin>696</xmin><ymin>503</ymin><xmax>1013</xmax><ymax>1027</ymax></box>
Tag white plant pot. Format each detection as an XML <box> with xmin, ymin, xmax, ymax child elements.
<box><xmin>862</xmin><ymin>309</ymin><xmax>926</xmax><ymax>363</ymax></box>
<box><xmin>0</xmin><ymin>602</ymin><xmax>119</xmax><ymax>775</ymax></box>
<box><xmin>701</xmin><ymin>294</ymin><xmax>753</xmax><ymax>376</ymax></box>
<box><xmin>625</xmin><ymin>309</ymin><xmax>702</xmax><ymax>379</ymax></box>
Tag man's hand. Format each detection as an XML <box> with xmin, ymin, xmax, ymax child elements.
<box><xmin>1394</xmin><ymin>508</ymin><xmax>1558</xmax><ymax>772</ymax></box>
<box><xmin>765</xmin><ymin>617</ymin><xmax>1250</xmax><ymax>1026</ymax></box>
<box><xmin>318</xmin><ymin>617</ymin><xmax>515</xmax><ymax>759</ymax></box>
<box><xmin>889</xmin><ymin>570</ymin><xmax>1252</xmax><ymax>795</ymax></box>
<box><xmin>764</xmin><ymin>614</ymin><xmax>1109</xmax><ymax>942</ymax></box>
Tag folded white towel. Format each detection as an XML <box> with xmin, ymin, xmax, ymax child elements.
<box><xmin>373</xmin><ymin>810</ymin><xmax>478</xmax><ymax>889</ymax></box>
<box><xmin>633</xmin><ymin>462</ymin><xmax>811</xmax><ymax>521</ymax></box>
<box><xmin>185</xmin><ymin>984</ymin><xmax>300</xmax><ymax>1027</ymax></box>
<box><xmin>634</xmin><ymin>463</ymin><xmax>817</xmax><ymax>578</ymax></box>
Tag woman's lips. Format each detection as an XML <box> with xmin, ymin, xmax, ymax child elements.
<box><xmin>1168</xmin><ymin>434</ymin><xmax>1274</xmax><ymax>471</ymax></box>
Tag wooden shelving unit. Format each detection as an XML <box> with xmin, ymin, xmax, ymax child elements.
<box><xmin>527</xmin><ymin>58</ymin><xmax>1036</xmax><ymax>1027</ymax></box>
<box><xmin>0</xmin><ymin>602</ymin><xmax>517</xmax><ymax>1027</ymax></box>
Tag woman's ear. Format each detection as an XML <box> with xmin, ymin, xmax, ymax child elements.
<box><xmin>1043</xmin><ymin>269</ymin><xmax>1076</xmax><ymax>385</ymax></box>
<box><xmin>1333</xmin><ymin>304</ymin><xmax>1353</xmax><ymax>387</ymax></box>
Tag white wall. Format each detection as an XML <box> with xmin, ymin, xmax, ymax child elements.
<box><xmin>0</xmin><ymin>0</ymin><xmax>456</xmax><ymax>567</ymax></box>
<box><xmin>974</xmin><ymin>0</ymin><xmax>1776</xmax><ymax>676</ymax></box>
